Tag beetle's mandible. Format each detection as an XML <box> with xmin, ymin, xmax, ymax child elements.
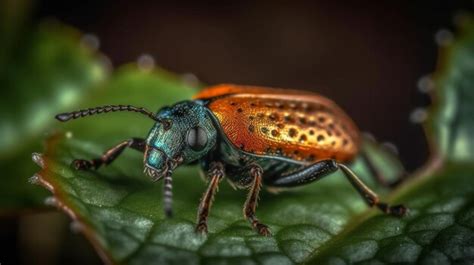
<box><xmin>55</xmin><ymin>84</ymin><xmax>407</xmax><ymax>236</ymax></box>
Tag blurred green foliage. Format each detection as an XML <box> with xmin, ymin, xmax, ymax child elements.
<box><xmin>0</xmin><ymin>9</ymin><xmax>107</xmax><ymax>210</ymax></box>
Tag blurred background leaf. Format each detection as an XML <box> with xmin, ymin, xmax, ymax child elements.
<box><xmin>0</xmin><ymin>2</ymin><xmax>108</xmax><ymax>210</ymax></box>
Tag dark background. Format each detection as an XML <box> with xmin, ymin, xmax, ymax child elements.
<box><xmin>3</xmin><ymin>0</ymin><xmax>473</xmax><ymax>264</ymax></box>
<box><xmin>34</xmin><ymin>0</ymin><xmax>474</xmax><ymax>171</ymax></box>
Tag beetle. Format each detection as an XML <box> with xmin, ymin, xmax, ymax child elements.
<box><xmin>55</xmin><ymin>84</ymin><xmax>407</xmax><ymax>236</ymax></box>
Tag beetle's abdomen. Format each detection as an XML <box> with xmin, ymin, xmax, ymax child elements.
<box><xmin>197</xmin><ymin>85</ymin><xmax>361</xmax><ymax>163</ymax></box>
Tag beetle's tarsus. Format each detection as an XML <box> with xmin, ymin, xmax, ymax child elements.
<box><xmin>255</xmin><ymin>223</ymin><xmax>272</xmax><ymax>236</ymax></box>
<box><xmin>244</xmin><ymin>165</ymin><xmax>271</xmax><ymax>236</ymax></box>
<box><xmin>195</xmin><ymin>223</ymin><xmax>208</xmax><ymax>234</ymax></box>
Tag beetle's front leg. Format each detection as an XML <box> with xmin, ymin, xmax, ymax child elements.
<box><xmin>243</xmin><ymin>165</ymin><xmax>271</xmax><ymax>236</ymax></box>
<box><xmin>72</xmin><ymin>137</ymin><xmax>146</xmax><ymax>170</ymax></box>
<box><xmin>195</xmin><ymin>162</ymin><xmax>225</xmax><ymax>234</ymax></box>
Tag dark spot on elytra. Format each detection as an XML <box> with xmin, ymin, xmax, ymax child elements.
<box><xmin>269</xmin><ymin>113</ymin><xmax>279</xmax><ymax>121</ymax></box>
<box><xmin>284</xmin><ymin>115</ymin><xmax>294</xmax><ymax>123</ymax></box>
<box><xmin>327</xmin><ymin>130</ymin><xmax>333</xmax><ymax>136</ymax></box>
<box><xmin>289</xmin><ymin>128</ymin><xmax>298</xmax><ymax>137</ymax></box>
<box><xmin>331</xmin><ymin>141</ymin><xmax>336</xmax><ymax>146</ymax></box>
<box><xmin>309</xmin><ymin>130</ymin><xmax>315</xmax><ymax>135</ymax></box>
<box><xmin>343</xmin><ymin>139</ymin><xmax>349</xmax><ymax>146</ymax></box>
<box><xmin>299</xmin><ymin>117</ymin><xmax>307</xmax><ymax>124</ymax></box>
<box><xmin>249</xmin><ymin>115</ymin><xmax>255</xmax><ymax>120</ymax></box>
<box><xmin>248</xmin><ymin>125</ymin><xmax>255</xmax><ymax>133</ymax></box>
<box><xmin>230</xmin><ymin>102</ymin><xmax>236</xmax><ymax>106</ymax></box>
<box><xmin>261</xmin><ymin>127</ymin><xmax>269</xmax><ymax>134</ymax></box>
<box><xmin>237</xmin><ymin>108</ymin><xmax>243</xmax><ymax>113</ymax></box>
<box><xmin>277</xmin><ymin>123</ymin><xmax>285</xmax><ymax>129</ymax></box>
<box><xmin>318</xmin><ymin>116</ymin><xmax>326</xmax><ymax>123</ymax></box>
<box><xmin>317</xmin><ymin>135</ymin><xmax>325</xmax><ymax>142</ymax></box>
<box><xmin>271</xmin><ymin>129</ymin><xmax>280</xmax><ymax>137</ymax></box>
<box><xmin>335</xmin><ymin>130</ymin><xmax>342</xmax><ymax>137</ymax></box>
<box><xmin>293</xmin><ymin>150</ymin><xmax>299</xmax><ymax>155</ymax></box>
<box><xmin>250</xmin><ymin>102</ymin><xmax>256</xmax><ymax>107</ymax></box>
<box><xmin>299</xmin><ymin>134</ymin><xmax>307</xmax><ymax>142</ymax></box>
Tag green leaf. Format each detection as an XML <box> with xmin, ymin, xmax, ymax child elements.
<box><xmin>33</xmin><ymin>65</ymin><xmax>404</xmax><ymax>264</ymax></box>
<box><xmin>0</xmin><ymin>21</ymin><xmax>107</xmax><ymax>211</ymax></box>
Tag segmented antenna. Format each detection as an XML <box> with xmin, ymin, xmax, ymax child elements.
<box><xmin>55</xmin><ymin>105</ymin><xmax>160</xmax><ymax>122</ymax></box>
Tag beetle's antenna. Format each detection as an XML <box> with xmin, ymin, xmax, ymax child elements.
<box><xmin>55</xmin><ymin>105</ymin><xmax>161</xmax><ymax>122</ymax></box>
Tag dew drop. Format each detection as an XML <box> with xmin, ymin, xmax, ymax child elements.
<box><xmin>181</xmin><ymin>73</ymin><xmax>199</xmax><ymax>87</ymax></box>
<box><xmin>80</xmin><ymin>33</ymin><xmax>100</xmax><ymax>51</ymax></box>
<box><xmin>382</xmin><ymin>142</ymin><xmax>399</xmax><ymax>155</ymax></box>
<box><xmin>417</xmin><ymin>75</ymin><xmax>435</xmax><ymax>93</ymax></box>
<box><xmin>44</xmin><ymin>197</ymin><xmax>58</xmax><ymax>207</ymax></box>
<box><xmin>410</xmin><ymin>108</ymin><xmax>428</xmax><ymax>123</ymax></box>
<box><xmin>362</xmin><ymin>132</ymin><xmax>376</xmax><ymax>142</ymax></box>
<box><xmin>435</xmin><ymin>29</ymin><xmax>454</xmax><ymax>47</ymax></box>
<box><xmin>137</xmin><ymin>54</ymin><xmax>155</xmax><ymax>72</ymax></box>
<box><xmin>70</xmin><ymin>221</ymin><xmax>84</xmax><ymax>233</ymax></box>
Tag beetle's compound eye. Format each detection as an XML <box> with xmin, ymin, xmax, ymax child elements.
<box><xmin>186</xmin><ymin>126</ymin><xmax>208</xmax><ymax>151</ymax></box>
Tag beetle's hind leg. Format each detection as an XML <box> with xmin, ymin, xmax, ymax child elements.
<box><xmin>243</xmin><ymin>165</ymin><xmax>271</xmax><ymax>236</ymax></box>
<box><xmin>72</xmin><ymin>137</ymin><xmax>146</xmax><ymax>170</ymax></box>
<box><xmin>266</xmin><ymin>160</ymin><xmax>407</xmax><ymax>217</ymax></box>
<box><xmin>338</xmin><ymin>163</ymin><xmax>407</xmax><ymax>216</ymax></box>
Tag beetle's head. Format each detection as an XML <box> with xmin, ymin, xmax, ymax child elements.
<box><xmin>143</xmin><ymin>100</ymin><xmax>217</xmax><ymax>180</ymax></box>
<box><xmin>54</xmin><ymin>101</ymin><xmax>217</xmax><ymax>181</ymax></box>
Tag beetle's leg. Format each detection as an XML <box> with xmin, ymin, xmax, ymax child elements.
<box><xmin>360</xmin><ymin>151</ymin><xmax>406</xmax><ymax>188</ymax></box>
<box><xmin>338</xmin><ymin>163</ymin><xmax>407</xmax><ymax>216</ymax></box>
<box><xmin>267</xmin><ymin>160</ymin><xmax>339</xmax><ymax>187</ymax></box>
<box><xmin>266</xmin><ymin>160</ymin><xmax>407</xmax><ymax>217</ymax></box>
<box><xmin>195</xmin><ymin>162</ymin><xmax>225</xmax><ymax>234</ymax></box>
<box><xmin>72</xmin><ymin>137</ymin><xmax>145</xmax><ymax>170</ymax></box>
<box><xmin>243</xmin><ymin>165</ymin><xmax>271</xmax><ymax>236</ymax></box>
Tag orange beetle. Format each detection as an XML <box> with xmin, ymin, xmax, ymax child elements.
<box><xmin>56</xmin><ymin>84</ymin><xmax>407</xmax><ymax>236</ymax></box>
